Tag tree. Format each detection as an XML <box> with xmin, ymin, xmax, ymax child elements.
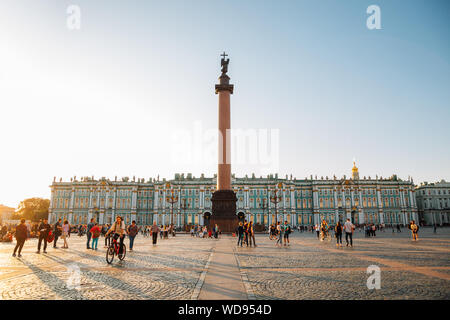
<box><xmin>16</xmin><ymin>198</ymin><xmax>50</xmax><ymax>222</ymax></box>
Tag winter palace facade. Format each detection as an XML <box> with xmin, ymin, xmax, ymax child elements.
<box><xmin>48</xmin><ymin>163</ymin><xmax>419</xmax><ymax>227</ymax></box>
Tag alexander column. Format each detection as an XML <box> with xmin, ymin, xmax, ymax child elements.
<box><xmin>210</xmin><ymin>52</ymin><xmax>237</xmax><ymax>232</ymax></box>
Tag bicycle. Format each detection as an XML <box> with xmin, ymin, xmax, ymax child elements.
<box><xmin>320</xmin><ymin>228</ymin><xmax>332</xmax><ymax>242</ymax></box>
<box><xmin>106</xmin><ymin>234</ymin><xmax>126</xmax><ymax>264</ymax></box>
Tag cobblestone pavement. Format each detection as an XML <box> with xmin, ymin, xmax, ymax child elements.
<box><xmin>0</xmin><ymin>227</ymin><xmax>449</xmax><ymax>300</ymax></box>
<box><xmin>235</xmin><ymin>227</ymin><xmax>450</xmax><ymax>300</ymax></box>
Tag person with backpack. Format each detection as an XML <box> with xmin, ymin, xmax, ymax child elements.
<box><xmin>13</xmin><ymin>219</ymin><xmax>28</xmax><ymax>257</ymax></box>
<box><xmin>36</xmin><ymin>219</ymin><xmax>51</xmax><ymax>254</ymax></box>
<box><xmin>86</xmin><ymin>218</ymin><xmax>95</xmax><ymax>249</ymax></box>
<box><xmin>127</xmin><ymin>220</ymin><xmax>138</xmax><ymax>251</ymax></box>
<box><xmin>90</xmin><ymin>223</ymin><xmax>101</xmax><ymax>250</ymax></box>
<box><xmin>283</xmin><ymin>221</ymin><xmax>291</xmax><ymax>246</ymax></box>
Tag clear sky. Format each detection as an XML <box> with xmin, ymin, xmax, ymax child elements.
<box><xmin>0</xmin><ymin>0</ymin><xmax>449</xmax><ymax>208</ymax></box>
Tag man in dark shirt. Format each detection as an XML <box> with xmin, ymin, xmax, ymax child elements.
<box><xmin>13</xmin><ymin>219</ymin><xmax>28</xmax><ymax>257</ymax></box>
<box><xmin>36</xmin><ymin>219</ymin><xmax>51</xmax><ymax>254</ymax></box>
<box><xmin>86</xmin><ymin>218</ymin><xmax>95</xmax><ymax>249</ymax></box>
<box><xmin>53</xmin><ymin>218</ymin><xmax>62</xmax><ymax>248</ymax></box>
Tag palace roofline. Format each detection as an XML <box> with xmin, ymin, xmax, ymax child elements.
<box><xmin>50</xmin><ymin>173</ymin><xmax>414</xmax><ymax>188</ymax></box>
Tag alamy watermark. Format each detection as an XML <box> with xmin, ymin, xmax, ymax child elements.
<box><xmin>170</xmin><ymin>121</ymin><xmax>280</xmax><ymax>174</ymax></box>
<box><xmin>367</xmin><ymin>5</ymin><xmax>381</xmax><ymax>30</ymax></box>
<box><xmin>67</xmin><ymin>5</ymin><xmax>81</xmax><ymax>30</ymax></box>
<box><xmin>366</xmin><ymin>265</ymin><xmax>381</xmax><ymax>290</ymax></box>
<box><xmin>66</xmin><ymin>263</ymin><xmax>81</xmax><ymax>290</ymax></box>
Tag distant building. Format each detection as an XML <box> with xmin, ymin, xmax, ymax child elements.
<box><xmin>0</xmin><ymin>204</ymin><xmax>15</xmax><ymax>221</ymax></box>
<box><xmin>48</xmin><ymin>163</ymin><xmax>418</xmax><ymax>227</ymax></box>
<box><xmin>415</xmin><ymin>180</ymin><xmax>450</xmax><ymax>226</ymax></box>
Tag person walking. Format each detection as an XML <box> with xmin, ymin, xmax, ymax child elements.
<box><xmin>243</xmin><ymin>220</ymin><xmax>249</xmax><ymax>246</ymax></box>
<box><xmin>127</xmin><ymin>220</ymin><xmax>138</xmax><ymax>251</ymax></box>
<box><xmin>248</xmin><ymin>221</ymin><xmax>256</xmax><ymax>247</ymax></box>
<box><xmin>315</xmin><ymin>223</ymin><xmax>320</xmax><ymax>239</ymax></box>
<box><xmin>90</xmin><ymin>223</ymin><xmax>101</xmax><ymax>250</ymax></box>
<box><xmin>320</xmin><ymin>219</ymin><xmax>328</xmax><ymax>241</ymax></box>
<box><xmin>276</xmin><ymin>221</ymin><xmax>284</xmax><ymax>247</ymax></box>
<box><xmin>150</xmin><ymin>221</ymin><xmax>160</xmax><ymax>246</ymax></box>
<box><xmin>13</xmin><ymin>219</ymin><xmax>28</xmax><ymax>257</ymax></box>
<box><xmin>36</xmin><ymin>219</ymin><xmax>51</xmax><ymax>254</ymax></box>
<box><xmin>335</xmin><ymin>221</ymin><xmax>343</xmax><ymax>247</ymax></box>
<box><xmin>104</xmin><ymin>224</ymin><xmax>112</xmax><ymax>248</ymax></box>
<box><xmin>53</xmin><ymin>218</ymin><xmax>62</xmax><ymax>249</ymax></box>
<box><xmin>61</xmin><ymin>220</ymin><xmax>70</xmax><ymax>249</ymax></box>
<box><xmin>214</xmin><ymin>224</ymin><xmax>219</xmax><ymax>239</ymax></box>
<box><xmin>344</xmin><ymin>218</ymin><xmax>354</xmax><ymax>247</ymax></box>
<box><xmin>86</xmin><ymin>218</ymin><xmax>95</xmax><ymax>249</ymax></box>
<box><xmin>283</xmin><ymin>221</ymin><xmax>291</xmax><ymax>246</ymax></box>
<box><xmin>237</xmin><ymin>222</ymin><xmax>244</xmax><ymax>247</ymax></box>
<box><xmin>269</xmin><ymin>224</ymin><xmax>275</xmax><ymax>240</ymax></box>
<box><xmin>410</xmin><ymin>220</ymin><xmax>419</xmax><ymax>241</ymax></box>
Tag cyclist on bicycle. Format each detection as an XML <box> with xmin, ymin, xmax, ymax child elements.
<box><xmin>106</xmin><ymin>216</ymin><xmax>126</xmax><ymax>254</ymax></box>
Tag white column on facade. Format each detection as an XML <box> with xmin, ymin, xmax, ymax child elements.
<box><xmin>359</xmin><ymin>189</ymin><xmax>366</xmax><ymax>224</ymax></box>
<box><xmin>131</xmin><ymin>189</ymin><xmax>137</xmax><ymax>210</ymax></box>
<box><xmin>48</xmin><ymin>188</ymin><xmax>55</xmax><ymax>224</ymax></box>
<box><xmin>88</xmin><ymin>188</ymin><xmax>94</xmax><ymax>221</ymax></box>
<box><xmin>291</xmin><ymin>188</ymin><xmax>296</xmax><ymax>226</ymax></box>
<box><xmin>67</xmin><ymin>188</ymin><xmax>74</xmax><ymax>224</ymax></box>
<box><xmin>112</xmin><ymin>188</ymin><xmax>116</xmax><ymax>222</ymax></box>
<box><xmin>376</xmin><ymin>187</ymin><xmax>383</xmax><ymax>223</ymax></box>
<box><xmin>334</xmin><ymin>188</ymin><xmax>339</xmax><ymax>222</ymax></box>
<box><xmin>153</xmin><ymin>187</ymin><xmax>158</xmax><ymax>211</ymax></box>
<box><xmin>313</xmin><ymin>187</ymin><xmax>319</xmax><ymax>225</ymax></box>
<box><xmin>410</xmin><ymin>189</ymin><xmax>418</xmax><ymax>221</ymax></box>
<box><xmin>200</xmin><ymin>189</ymin><xmax>204</xmax><ymax>210</ymax></box>
<box><xmin>163</xmin><ymin>189</ymin><xmax>166</xmax><ymax>214</ymax></box>
<box><xmin>178</xmin><ymin>187</ymin><xmax>182</xmax><ymax>214</ymax></box>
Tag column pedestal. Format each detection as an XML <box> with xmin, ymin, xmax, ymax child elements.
<box><xmin>211</xmin><ymin>190</ymin><xmax>237</xmax><ymax>233</ymax></box>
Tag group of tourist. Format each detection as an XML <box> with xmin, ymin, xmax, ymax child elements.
<box><xmin>313</xmin><ymin>218</ymin><xmax>421</xmax><ymax>247</ymax></box>
<box><xmin>236</xmin><ymin>220</ymin><xmax>258</xmax><ymax>247</ymax></box>
<box><xmin>2</xmin><ymin>212</ymin><xmax>426</xmax><ymax>259</ymax></box>
<box><xmin>190</xmin><ymin>224</ymin><xmax>220</xmax><ymax>239</ymax></box>
<box><xmin>364</xmin><ymin>224</ymin><xmax>378</xmax><ymax>237</ymax></box>
<box><xmin>7</xmin><ymin>216</ymin><xmax>169</xmax><ymax>257</ymax></box>
<box><xmin>266</xmin><ymin>221</ymin><xmax>292</xmax><ymax>247</ymax></box>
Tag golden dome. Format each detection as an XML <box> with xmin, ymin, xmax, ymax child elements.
<box><xmin>352</xmin><ymin>161</ymin><xmax>358</xmax><ymax>173</ymax></box>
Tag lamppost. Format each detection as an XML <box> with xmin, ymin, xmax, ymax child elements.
<box><xmin>181</xmin><ymin>198</ymin><xmax>188</xmax><ymax>231</ymax></box>
<box><xmin>261</xmin><ymin>197</ymin><xmax>267</xmax><ymax>230</ymax></box>
<box><xmin>270</xmin><ymin>183</ymin><xmax>282</xmax><ymax>224</ymax></box>
<box><xmin>166</xmin><ymin>184</ymin><xmax>178</xmax><ymax>230</ymax></box>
